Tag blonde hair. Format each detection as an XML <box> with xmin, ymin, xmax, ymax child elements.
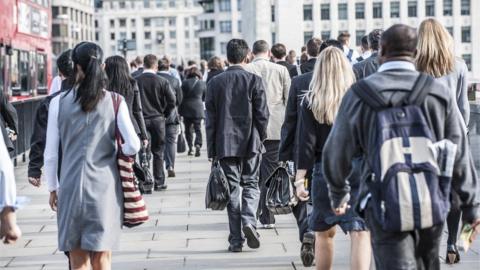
<box><xmin>416</xmin><ymin>18</ymin><xmax>455</xmax><ymax>78</ymax></box>
<box><xmin>306</xmin><ymin>47</ymin><xmax>355</xmax><ymax>124</ymax></box>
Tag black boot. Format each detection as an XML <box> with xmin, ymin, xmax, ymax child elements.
<box><xmin>195</xmin><ymin>145</ymin><xmax>201</xmax><ymax>157</ymax></box>
<box><xmin>300</xmin><ymin>231</ymin><xmax>315</xmax><ymax>267</ymax></box>
<box><xmin>187</xmin><ymin>148</ymin><xmax>193</xmax><ymax>156</ymax></box>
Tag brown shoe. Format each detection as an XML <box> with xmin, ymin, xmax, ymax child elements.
<box><xmin>167</xmin><ymin>169</ymin><xmax>176</xmax><ymax>178</ymax></box>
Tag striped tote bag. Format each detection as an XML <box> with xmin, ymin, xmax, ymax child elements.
<box><xmin>112</xmin><ymin>93</ymin><xmax>149</xmax><ymax>228</ymax></box>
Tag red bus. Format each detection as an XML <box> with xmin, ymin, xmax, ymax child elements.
<box><xmin>0</xmin><ymin>0</ymin><xmax>52</xmax><ymax>99</ymax></box>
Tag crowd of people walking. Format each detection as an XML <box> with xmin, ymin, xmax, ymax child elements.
<box><xmin>1</xmin><ymin>18</ymin><xmax>480</xmax><ymax>270</ymax></box>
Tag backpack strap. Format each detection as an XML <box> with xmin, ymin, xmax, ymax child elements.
<box><xmin>347</xmin><ymin>49</ymin><xmax>353</xmax><ymax>62</ymax></box>
<box><xmin>407</xmin><ymin>73</ymin><xmax>433</xmax><ymax>106</ymax></box>
<box><xmin>351</xmin><ymin>80</ymin><xmax>388</xmax><ymax>110</ymax></box>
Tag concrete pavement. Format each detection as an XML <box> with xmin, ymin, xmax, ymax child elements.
<box><xmin>1</xmin><ymin>149</ymin><xmax>479</xmax><ymax>269</ymax></box>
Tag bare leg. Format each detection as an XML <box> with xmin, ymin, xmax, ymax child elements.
<box><xmin>91</xmin><ymin>251</ymin><xmax>112</xmax><ymax>270</ymax></box>
<box><xmin>69</xmin><ymin>249</ymin><xmax>90</xmax><ymax>270</ymax></box>
<box><xmin>315</xmin><ymin>227</ymin><xmax>336</xmax><ymax>270</ymax></box>
<box><xmin>350</xmin><ymin>231</ymin><xmax>371</xmax><ymax>270</ymax></box>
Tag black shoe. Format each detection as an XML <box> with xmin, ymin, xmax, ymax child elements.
<box><xmin>446</xmin><ymin>244</ymin><xmax>460</xmax><ymax>264</ymax></box>
<box><xmin>195</xmin><ymin>145</ymin><xmax>201</xmax><ymax>157</ymax></box>
<box><xmin>242</xmin><ymin>224</ymin><xmax>260</xmax><ymax>249</ymax></box>
<box><xmin>167</xmin><ymin>169</ymin><xmax>176</xmax><ymax>178</ymax></box>
<box><xmin>228</xmin><ymin>244</ymin><xmax>243</xmax><ymax>253</ymax></box>
<box><xmin>300</xmin><ymin>232</ymin><xmax>315</xmax><ymax>267</ymax></box>
<box><xmin>154</xmin><ymin>184</ymin><xmax>168</xmax><ymax>191</ymax></box>
<box><xmin>187</xmin><ymin>149</ymin><xmax>193</xmax><ymax>156</ymax></box>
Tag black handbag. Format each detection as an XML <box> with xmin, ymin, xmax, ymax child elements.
<box><xmin>135</xmin><ymin>145</ymin><xmax>154</xmax><ymax>194</ymax></box>
<box><xmin>265</xmin><ymin>164</ymin><xmax>296</xmax><ymax>215</ymax></box>
<box><xmin>177</xmin><ymin>125</ymin><xmax>187</xmax><ymax>153</ymax></box>
<box><xmin>205</xmin><ymin>160</ymin><xmax>230</xmax><ymax>211</ymax></box>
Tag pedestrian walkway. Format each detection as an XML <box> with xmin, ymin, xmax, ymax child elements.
<box><xmin>1</xmin><ymin>149</ymin><xmax>479</xmax><ymax>269</ymax></box>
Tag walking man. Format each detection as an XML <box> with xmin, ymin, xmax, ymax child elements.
<box><xmin>206</xmin><ymin>39</ymin><xmax>269</xmax><ymax>252</ymax></box>
<box><xmin>244</xmin><ymin>40</ymin><xmax>291</xmax><ymax>229</ymax></box>
<box><xmin>271</xmin><ymin>43</ymin><xmax>297</xmax><ymax>79</ymax></box>
<box><xmin>323</xmin><ymin>24</ymin><xmax>480</xmax><ymax>269</ymax></box>
<box><xmin>353</xmin><ymin>29</ymin><xmax>383</xmax><ymax>80</ymax></box>
<box><xmin>157</xmin><ymin>58</ymin><xmax>183</xmax><ymax>177</ymax></box>
<box><xmin>338</xmin><ymin>32</ymin><xmax>360</xmax><ymax>64</ymax></box>
<box><xmin>136</xmin><ymin>54</ymin><xmax>176</xmax><ymax>191</ymax></box>
<box><xmin>298</xmin><ymin>38</ymin><xmax>322</xmax><ymax>75</ymax></box>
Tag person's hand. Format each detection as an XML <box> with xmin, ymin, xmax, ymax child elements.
<box><xmin>143</xmin><ymin>140</ymin><xmax>149</xmax><ymax>147</ymax></box>
<box><xmin>0</xmin><ymin>207</ymin><xmax>21</xmax><ymax>244</ymax></box>
<box><xmin>470</xmin><ymin>219</ymin><xmax>480</xmax><ymax>243</ymax></box>
<box><xmin>49</xmin><ymin>191</ymin><xmax>58</xmax><ymax>212</ymax></box>
<box><xmin>333</xmin><ymin>202</ymin><xmax>350</xmax><ymax>216</ymax></box>
<box><xmin>28</xmin><ymin>177</ymin><xmax>41</xmax><ymax>187</ymax></box>
<box><xmin>295</xmin><ymin>185</ymin><xmax>310</xmax><ymax>202</ymax></box>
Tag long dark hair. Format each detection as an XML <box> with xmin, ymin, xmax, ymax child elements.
<box><xmin>104</xmin><ymin>55</ymin><xmax>135</xmax><ymax>98</ymax></box>
<box><xmin>71</xmin><ymin>42</ymin><xmax>106</xmax><ymax>112</ymax></box>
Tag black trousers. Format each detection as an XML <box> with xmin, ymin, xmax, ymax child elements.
<box><xmin>145</xmin><ymin>117</ymin><xmax>166</xmax><ymax>186</ymax></box>
<box><xmin>258</xmin><ymin>140</ymin><xmax>279</xmax><ymax>225</ymax></box>
<box><xmin>446</xmin><ymin>192</ymin><xmax>461</xmax><ymax>246</ymax></box>
<box><xmin>184</xmin><ymin>117</ymin><xmax>202</xmax><ymax>149</ymax></box>
<box><xmin>164</xmin><ymin>124</ymin><xmax>179</xmax><ymax>169</ymax></box>
<box><xmin>366</xmin><ymin>206</ymin><xmax>443</xmax><ymax>270</ymax></box>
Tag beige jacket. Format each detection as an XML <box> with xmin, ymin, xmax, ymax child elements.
<box><xmin>245</xmin><ymin>57</ymin><xmax>291</xmax><ymax>140</ymax></box>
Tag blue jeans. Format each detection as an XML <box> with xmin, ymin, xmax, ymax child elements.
<box><xmin>219</xmin><ymin>155</ymin><xmax>261</xmax><ymax>246</ymax></box>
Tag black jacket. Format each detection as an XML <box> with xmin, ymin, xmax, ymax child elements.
<box><xmin>206</xmin><ymin>69</ymin><xmax>224</xmax><ymax>83</ymax></box>
<box><xmin>1</xmin><ymin>88</ymin><xmax>18</xmax><ymax>156</ymax></box>
<box><xmin>300</xmin><ymin>58</ymin><xmax>316</xmax><ymax>74</ymax></box>
<box><xmin>205</xmin><ymin>66</ymin><xmax>269</xmax><ymax>159</ymax></box>
<box><xmin>119</xmin><ymin>81</ymin><xmax>148</xmax><ymax>140</ymax></box>
<box><xmin>276</xmin><ymin>61</ymin><xmax>298</xmax><ymax>79</ymax></box>
<box><xmin>278</xmin><ymin>72</ymin><xmax>313</xmax><ymax>162</ymax></box>
<box><xmin>135</xmin><ymin>72</ymin><xmax>176</xmax><ymax>120</ymax></box>
<box><xmin>158</xmin><ymin>72</ymin><xmax>183</xmax><ymax>125</ymax></box>
<box><xmin>352</xmin><ymin>52</ymin><xmax>380</xmax><ymax>80</ymax></box>
<box><xmin>179</xmin><ymin>78</ymin><xmax>206</xmax><ymax>119</ymax></box>
<box><xmin>131</xmin><ymin>67</ymin><xmax>144</xmax><ymax>78</ymax></box>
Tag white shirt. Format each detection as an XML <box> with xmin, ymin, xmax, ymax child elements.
<box><xmin>49</xmin><ymin>76</ymin><xmax>62</xmax><ymax>95</ymax></box>
<box><xmin>143</xmin><ymin>69</ymin><xmax>157</xmax><ymax>74</ymax></box>
<box><xmin>360</xmin><ymin>50</ymin><xmax>372</xmax><ymax>60</ymax></box>
<box><xmin>44</xmin><ymin>93</ymin><xmax>140</xmax><ymax>192</ymax></box>
<box><xmin>378</xmin><ymin>61</ymin><xmax>416</xmax><ymax>72</ymax></box>
<box><xmin>0</xmin><ymin>131</ymin><xmax>16</xmax><ymax>211</ymax></box>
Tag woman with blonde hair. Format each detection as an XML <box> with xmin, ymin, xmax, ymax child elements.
<box><xmin>416</xmin><ymin>18</ymin><xmax>470</xmax><ymax>264</ymax></box>
<box><xmin>295</xmin><ymin>47</ymin><xmax>371</xmax><ymax>270</ymax></box>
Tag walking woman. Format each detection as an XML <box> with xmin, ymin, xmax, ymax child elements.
<box><xmin>179</xmin><ymin>67</ymin><xmax>206</xmax><ymax>157</ymax></box>
<box><xmin>416</xmin><ymin>18</ymin><xmax>470</xmax><ymax>264</ymax></box>
<box><xmin>206</xmin><ymin>56</ymin><xmax>224</xmax><ymax>83</ymax></box>
<box><xmin>44</xmin><ymin>42</ymin><xmax>140</xmax><ymax>270</ymax></box>
<box><xmin>295</xmin><ymin>47</ymin><xmax>371</xmax><ymax>270</ymax></box>
<box><xmin>105</xmin><ymin>55</ymin><xmax>148</xmax><ymax>146</ymax></box>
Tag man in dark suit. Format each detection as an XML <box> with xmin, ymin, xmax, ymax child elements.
<box><xmin>271</xmin><ymin>43</ymin><xmax>297</xmax><ymax>79</ymax></box>
<box><xmin>136</xmin><ymin>54</ymin><xmax>176</xmax><ymax>191</ymax></box>
<box><xmin>157</xmin><ymin>58</ymin><xmax>183</xmax><ymax>178</ymax></box>
<box><xmin>353</xmin><ymin>29</ymin><xmax>383</xmax><ymax>80</ymax></box>
<box><xmin>297</xmin><ymin>38</ymin><xmax>322</xmax><ymax>75</ymax></box>
<box><xmin>206</xmin><ymin>39</ymin><xmax>269</xmax><ymax>253</ymax></box>
<box><xmin>131</xmin><ymin>56</ymin><xmax>144</xmax><ymax>78</ymax></box>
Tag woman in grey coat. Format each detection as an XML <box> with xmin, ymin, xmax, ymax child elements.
<box><xmin>44</xmin><ymin>42</ymin><xmax>140</xmax><ymax>269</ymax></box>
<box><xmin>416</xmin><ymin>18</ymin><xmax>470</xmax><ymax>264</ymax></box>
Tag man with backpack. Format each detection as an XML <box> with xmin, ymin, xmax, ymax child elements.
<box><xmin>322</xmin><ymin>24</ymin><xmax>480</xmax><ymax>269</ymax></box>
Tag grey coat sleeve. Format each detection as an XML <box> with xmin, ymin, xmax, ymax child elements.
<box><xmin>205</xmin><ymin>81</ymin><xmax>216</xmax><ymax>159</ymax></box>
<box><xmin>456</xmin><ymin>62</ymin><xmax>470</xmax><ymax>126</ymax></box>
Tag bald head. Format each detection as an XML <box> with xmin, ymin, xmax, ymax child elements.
<box><xmin>380</xmin><ymin>24</ymin><xmax>417</xmax><ymax>60</ymax></box>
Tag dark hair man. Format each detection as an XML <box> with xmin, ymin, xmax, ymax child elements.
<box><xmin>297</xmin><ymin>38</ymin><xmax>322</xmax><ymax>75</ymax></box>
<box><xmin>131</xmin><ymin>56</ymin><xmax>144</xmax><ymax>77</ymax></box>
<box><xmin>157</xmin><ymin>58</ymin><xmax>183</xmax><ymax>178</ymax></box>
<box><xmin>271</xmin><ymin>43</ymin><xmax>297</xmax><ymax>78</ymax></box>
<box><xmin>353</xmin><ymin>29</ymin><xmax>384</xmax><ymax>80</ymax></box>
<box><xmin>206</xmin><ymin>39</ymin><xmax>269</xmax><ymax>253</ymax></box>
<box><xmin>136</xmin><ymin>54</ymin><xmax>176</xmax><ymax>191</ymax></box>
<box><xmin>322</xmin><ymin>24</ymin><xmax>480</xmax><ymax>269</ymax></box>
<box><xmin>338</xmin><ymin>32</ymin><xmax>360</xmax><ymax>64</ymax></box>
<box><xmin>357</xmin><ymin>35</ymin><xmax>370</xmax><ymax>62</ymax></box>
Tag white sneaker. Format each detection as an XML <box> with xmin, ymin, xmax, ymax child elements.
<box><xmin>262</xmin><ymin>224</ymin><xmax>275</xmax><ymax>229</ymax></box>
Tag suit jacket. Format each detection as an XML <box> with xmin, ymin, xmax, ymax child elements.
<box><xmin>158</xmin><ymin>72</ymin><xmax>183</xmax><ymax>125</ymax></box>
<box><xmin>300</xmin><ymin>58</ymin><xmax>316</xmax><ymax>74</ymax></box>
<box><xmin>206</xmin><ymin>69</ymin><xmax>224</xmax><ymax>83</ymax></box>
<box><xmin>121</xmin><ymin>81</ymin><xmax>148</xmax><ymax>140</ymax></box>
<box><xmin>352</xmin><ymin>52</ymin><xmax>380</xmax><ymax>80</ymax></box>
<box><xmin>276</xmin><ymin>61</ymin><xmax>298</xmax><ymax>79</ymax></box>
<box><xmin>205</xmin><ymin>65</ymin><xmax>269</xmax><ymax>159</ymax></box>
<box><xmin>322</xmin><ymin>67</ymin><xmax>479</xmax><ymax>223</ymax></box>
<box><xmin>244</xmin><ymin>57</ymin><xmax>291</xmax><ymax>140</ymax></box>
<box><xmin>179</xmin><ymin>78</ymin><xmax>206</xmax><ymax>119</ymax></box>
<box><xmin>131</xmin><ymin>67</ymin><xmax>144</xmax><ymax>78</ymax></box>
<box><xmin>278</xmin><ymin>72</ymin><xmax>313</xmax><ymax>162</ymax></box>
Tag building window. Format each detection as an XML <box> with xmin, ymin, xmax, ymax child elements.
<box><xmin>143</xmin><ymin>0</ymin><xmax>150</xmax><ymax>8</ymax></box>
<box><xmin>110</xmin><ymin>19</ymin><xmax>115</xmax><ymax>28</ymax></box>
<box><xmin>446</xmin><ymin>27</ymin><xmax>453</xmax><ymax>36</ymax></box>
<box><xmin>444</xmin><ymin>0</ymin><xmax>453</xmax><ymax>16</ymax></box>
<box><xmin>119</xmin><ymin>19</ymin><xmax>126</xmax><ymax>27</ymax></box>
<box><xmin>169</xmin><ymin>0</ymin><xmax>176</xmax><ymax>7</ymax></box>
<box><xmin>338</xmin><ymin>3</ymin><xmax>348</xmax><ymax>20</ymax></box>
<box><xmin>304</xmin><ymin>4</ymin><xmax>313</xmax><ymax>21</ymax></box>
<box><xmin>132</xmin><ymin>32</ymin><xmax>136</xmax><ymax>39</ymax></box>
<box><xmin>461</xmin><ymin>27</ymin><xmax>471</xmax><ymax>43</ymax></box>
<box><xmin>169</xmin><ymin>17</ymin><xmax>176</xmax><ymax>26</ymax></box>
<box><xmin>425</xmin><ymin>0</ymin><xmax>435</xmax><ymax>16</ymax></box>
<box><xmin>220</xmin><ymin>21</ymin><xmax>232</xmax><ymax>33</ymax></box>
<box><xmin>355</xmin><ymin>3</ymin><xmax>365</xmax><ymax>19</ymax></box>
<box><xmin>156</xmin><ymin>31</ymin><xmax>164</xmax><ymax>43</ymax></box>
<box><xmin>272</xmin><ymin>32</ymin><xmax>276</xmax><ymax>44</ymax></box>
<box><xmin>237</xmin><ymin>0</ymin><xmax>242</xmax><ymax>11</ymax></box>
<box><xmin>131</xmin><ymin>19</ymin><xmax>136</xmax><ymax>27</ymax></box>
<box><xmin>321</xmin><ymin>4</ymin><xmax>330</xmax><ymax>20</ymax></box>
<box><xmin>94</xmin><ymin>20</ymin><xmax>98</xmax><ymax>28</ymax></box>
<box><xmin>110</xmin><ymin>33</ymin><xmax>115</xmax><ymax>40</ymax></box>
<box><xmin>184</xmin><ymin>17</ymin><xmax>189</xmax><ymax>26</ymax></box>
<box><xmin>52</xmin><ymin>6</ymin><xmax>59</xmax><ymax>18</ymax></box>
<box><xmin>52</xmin><ymin>25</ymin><xmax>60</xmax><ymax>37</ymax></box>
<box><xmin>145</xmin><ymin>32</ymin><xmax>151</xmax><ymax>39</ymax></box>
<box><xmin>203</xmin><ymin>1</ymin><xmax>214</xmax><ymax>13</ymax></box>
<box><xmin>219</xmin><ymin>0</ymin><xmax>231</xmax><ymax>11</ymax></box>
<box><xmin>220</xmin><ymin>42</ymin><xmax>227</xmax><ymax>55</ymax></box>
<box><xmin>156</xmin><ymin>0</ymin><xmax>164</xmax><ymax>8</ymax></box>
<box><xmin>373</xmin><ymin>2</ymin><xmax>382</xmax><ymax>18</ymax></box>
<box><xmin>321</xmin><ymin>31</ymin><xmax>330</xmax><ymax>41</ymax></box>
<box><xmin>95</xmin><ymin>32</ymin><xmax>99</xmax><ymax>41</ymax></box>
<box><xmin>462</xmin><ymin>54</ymin><xmax>472</xmax><ymax>71</ymax></box>
<box><xmin>185</xmin><ymin>30</ymin><xmax>190</xmax><ymax>38</ymax></box>
<box><xmin>200</xmin><ymin>37</ymin><xmax>215</xmax><ymax>60</ymax></box>
<box><xmin>304</xmin><ymin>31</ymin><xmax>313</xmax><ymax>45</ymax></box>
<box><xmin>271</xmin><ymin>5</ymin><xmax>275</xmax><ymax>22</ymax></box>
<box><xmin>169</xmin><ymin>30</ymin><xmax>176</xmax><ymax>39</ymax></box>
<box><xmin>120</xmin><ymin>32</ymin><xmax>127</xmax><ymax>39</ymax></box>
<box><xmin>356</xmin><ymin>30</ymin><xmax>366</xmax><ymax>46</ymax></box>
<box><xmin>461</xmin><ymin>0</ymin><xmax>470</xmax><ymax>15</ymax></box>
<box><xmin>145</xmin><ymin>44</ymin><xmax>152</xmax><ymax>50</ymax></box>
<box><xmin>144</xmin><ymin>18</ymin><xmax>151</xmax><ymax>27</ymax></box>
<box><xmin>119</xmin><ymin>1</ymin><xmax>126</xmax><ymax>8</ymax></box>
<box><xmin>408</xmin><ymin>1</ymin><xmax>417</xmax><ymax>17</ymax></box>
<box><xmin>238</xmin><ymin>20</ymin><xmax>242</xmax><ymax>33</ymax></box>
